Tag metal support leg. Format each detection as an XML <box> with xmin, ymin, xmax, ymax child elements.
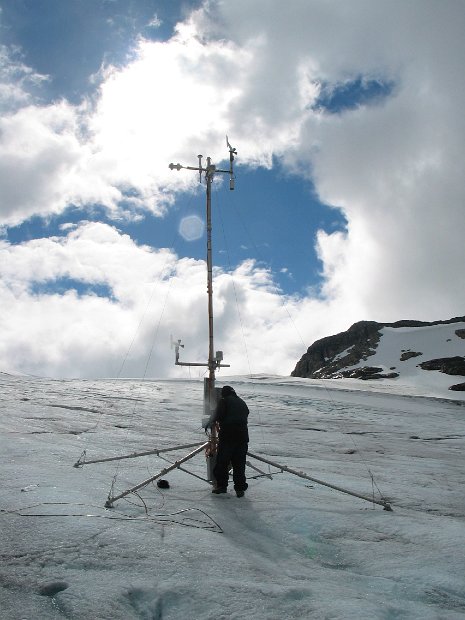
<box><xmin>247</xmin><ymin>451</ymin><xmax>392</xmax><ymax>511</ymax></box>
<box><xmin>74</xmin><ymin>442</ymin><xmax>205</xmax><ymax>468</ymax></box>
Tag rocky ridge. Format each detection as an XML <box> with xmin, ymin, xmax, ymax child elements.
<box><xmin>291</xmin><ymin>317</ymin><xmax>465</xmax><ymax>392</ymax></box>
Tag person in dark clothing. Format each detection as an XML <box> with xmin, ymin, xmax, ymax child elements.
<box><xmin>205</xmin><ymin>385</ymin><xmax>249</xmax><ymax>497</ymax></box>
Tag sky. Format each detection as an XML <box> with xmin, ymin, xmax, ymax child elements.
<box><xmin>0</xmin><ymin>0</ymin><xmax>464</xmax><ymax>379</ymax></box>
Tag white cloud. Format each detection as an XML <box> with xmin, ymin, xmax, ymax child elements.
<box><xmin>199</xmin><ymin>0</ymin><xmax>465</xmax><ymax>321</ymax></box>
<box><xmin>0</xmin><ymin>27</ymin><xmax>253</xmax><ymax>223</ymax></box>
<box><xmin>85</xmin><ymin>28</ymin><xmax>252</xmax><ymax>194</ymax></box>
<box><xmin>0</xmin><ymin>102</ymin><xmax>100</xmax><ymax>224</ymax></box>
<box><xmin>0</xmin><ymin>44</ymin><xmax>48</xmax><ymax>113</ymax></box>
<box><xmin>0</xmin><ymin>222</ymin><xmax>181</xmax><ymax>377</ymax></box>
<box><xmin>0</xmin><ymin>222</ymin><xmax>342</xmax><ymax>378</ymax></box>
<box><xmin>0</xmin><ymin>11</ymin><xmax>315</xmax><ymax>223</ymax></box>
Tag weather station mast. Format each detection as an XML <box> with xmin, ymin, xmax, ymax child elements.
<box><xmin>74</xmin><ymin>137</ymin><xmax>392</xmax><ymax>512</ymax></box>
<box><xmin>170</xmin><ymin>138</ymin><xmax>237</xmax><ymax>478</ymax></box>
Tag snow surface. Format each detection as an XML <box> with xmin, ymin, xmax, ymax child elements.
<box><xmin>1</xmin><ymin>372</ymin><xmax>465</xmax><ymax>619</ymax></box>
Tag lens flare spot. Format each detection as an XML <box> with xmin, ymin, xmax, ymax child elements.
<box><xmin>179</xmin><ymin>215</ymin><xmax>205</xmax><ymax>241</ymax></box>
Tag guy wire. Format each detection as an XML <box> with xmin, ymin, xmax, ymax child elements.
<box><xmin>86</xmin><ymin>193</ymin><xmax>196</xmax><ymax>485</ymax></box>
<box><xmin>216</xmin><ymin>184</ymin><xmax>388</xmax><ymax>504</ymax></box>
<box><xmin>214</xmin><ymin>187</ymin><xmax>271</xmax><ymax>474</ymax></box>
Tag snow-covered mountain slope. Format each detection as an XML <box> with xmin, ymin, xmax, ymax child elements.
<box><xmin>292</xmin><ymin>318</ymin><xmax>465</xmax><ymax>399</ymax></box>
<box><xmin>1</xmin><ymin>373</ymin><xmax>465</xmax><ymax>619</ymax></box>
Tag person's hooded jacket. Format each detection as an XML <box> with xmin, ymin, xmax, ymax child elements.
<box><xmin>208</xmin><ymin>386</ymin><xmax>249</xmax><ymax>442</ymax></box>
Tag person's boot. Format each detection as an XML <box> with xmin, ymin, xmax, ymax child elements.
<box><xmin>212</xmin><ymin>487</ymin><xmax>227</xmax><ymax>494</ymax></box>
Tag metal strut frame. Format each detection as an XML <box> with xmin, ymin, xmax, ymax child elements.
<box><xmin>73</xmin><ymin>442</ymin><xmax>206</xmax><ymax>468</ymax></box>
<box><xmin>104</xmin><ymin>442</ymin><xmax>209</xmax><ymax>508</ymax></box>
<box><xmin>100</xmin><ymin>445</ymin><xmax>392</xmax><ymax>509</ymax></box>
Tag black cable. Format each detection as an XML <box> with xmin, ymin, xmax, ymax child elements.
<box><xmin>2</xmin><ymin>502</ymin><xmax>223</xmax><ymax>533</ymax></box>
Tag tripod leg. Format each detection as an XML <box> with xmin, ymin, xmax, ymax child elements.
<box><xmin>105</xmin><ymin>442</ymin><xmax>209</xmax><ymax>507</ymax></box>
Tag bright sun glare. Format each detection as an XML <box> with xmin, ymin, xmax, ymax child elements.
<box><xmin>179</xmin><ymin>214</ymin><xmax>205</xmax><ymax>241</ymax></box>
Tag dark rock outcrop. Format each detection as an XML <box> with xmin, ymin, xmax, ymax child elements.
<box><xmin>291</xmin><ymin>321</ymin><xmax>382</xmax><ymax>379</ymax></box>
<box><xmin>389</xmin><ymin>316</ymin><xmax>465</xmax><ymax>328</ymax></box>
<box><xmin>455</xmin><ymin>329</ymin><xmax>465</xmax><ymax>339</ymax></box>
<box><xmin>400</xmin><ymin>351</ymin><xmax>422</xmax><ymax>361</ymax></box>
<box><xmin>338</xmin><ymin>367</ymin><xmax>399</xmax><ymax>380</ymax></box>
<box><xmin>419</xmin><ymin>357</ymin><xmax>465</xmax><ymax>376</ymax></box>
<box><xmin>449</xmin><ymin>382</ymin><xmax>465</xmax><ymax>391</ymax></box>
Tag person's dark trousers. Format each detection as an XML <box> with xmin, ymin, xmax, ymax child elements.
<box><xmin>213</xmin><ymin>439</ymin><xmax>248</xmax><ymax>492</ymax></box>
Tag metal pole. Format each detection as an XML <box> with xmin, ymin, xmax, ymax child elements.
<box><xmin>247</xmin><ymin>451</ymin><xmax>392</xmax><ymax>511</ymax></box>
<box><xmin>205</xmin><ymin>161</ymin><xmax>218</xmax><ymax>460</ymax></box>
<box><xmin>206</xmin><ymin>159</ymin><xmax>215</xmax><ymax>386</ymax></box>
<box><xmin>74</xmin><ymin>442</ymin><xmax>205</xmax><ymax>468</ymax></box>
<box><xmin>105</xmin><ymin>442</ymin><xmax>209</xmax><ymax>507</ymax></box>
